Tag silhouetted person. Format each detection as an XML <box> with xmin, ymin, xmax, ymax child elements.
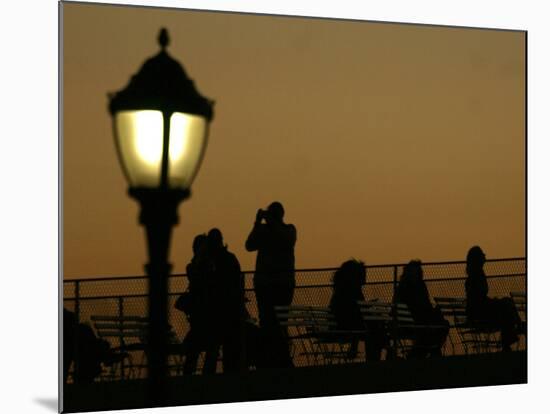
<box><xmin>207</xmin><ymin>228</ymin><xmax>246</xmax><ymax>373</ymax></box>
<box><xmin>245</xmin><ymin>201</ymin><xmax>296</xmax><ymax>368</ymax></box>
<box><xmin>63</xmin><ymin>308</ymin><xmax>76</xmax><ymax>383</ymax></box>
<box><xmin>179</xmin><ymin>234</ymin><xmax>220</xmax><ymax>374</ymax></box>
<box><xmin>329</xmin><ymin>259</ymin><xmax>387</xmax><ymax>361</ymax></box>
<box><xmin>465</xmin><ymin>246</ymin><xmax>521</xmax><ymax>351</ymax></box>
<box><xmin>63</xmin><ymin>308</ymin><xmax>117</xmax><ymax>384</ymax></box>
<box><xmin>394</xmin><ymin>260</ymin><xmax>449</xmax><ymax>358</ymax></box>
<box><xmin>329</xmin><ymin>260</ymin><xmax>366</xmax><ymax>359</ymax></box>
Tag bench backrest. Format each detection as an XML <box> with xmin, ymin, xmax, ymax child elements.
<box><xmin>510</xmin><ymin>291</ymin><xmax>526</xmax><ymax>307</ymax></box>
<box><xmin>433</xmin><ymin>297</ymin><xmax>468</xmax><ymax>327</ymax></box>
<box><xmin>275</xmin><ymin>306</ymin><xmax>336</xmax><ymax>331</ymax></box>
<box><xmin>357</xmin><ymin>301</ymin><xmax>393</xmax><ymax>324</ymax></box>
<box><xmin>91</xmin><ymin>315</ymin><xmax>149</xmax><ymax>342</ymax></box>
<box><xmin>510</xmin><ymin>291</ymin><xmax>526</xmax><ymax>321</ymax></box>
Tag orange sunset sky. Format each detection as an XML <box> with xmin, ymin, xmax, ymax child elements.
<box><xmin>62</xmin><ymin>2</ymin><xmax>525</xmax><ymax>279</ymax></box>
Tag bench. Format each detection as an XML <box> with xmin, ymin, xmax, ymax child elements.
<box><xmin>358</xmin><ymin>301</ymin><xmax>447</xmax><ymax>359</ymax></box>
<box><xmin>510</xmin><ymin>291</ymin><xmax>526</xmax><ymax>347</ymax></box>
<box><xmin>433</xmin><ymin>297</ymin><xmax>500</xmax><ymax>354</ymax></box>
<box><xmin>510</xmin><ymin>291</ymin><xmax>526</xmax><ymax>322</ymax></box>
<box><xmin>90</xmin><ymin>315</ymin><xmax>148</xmax><ymax>379</ymax></box>
<box><xmin>275</xmin><ymin>305</ymin><xmax>364</xmax><ymax>366</ymax></box>
<box><xmin>91</xmin><ymin>315</ymin><xmax>182</xmax><ymax>379</ymax></box>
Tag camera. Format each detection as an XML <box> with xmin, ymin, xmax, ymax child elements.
<box><xmin>256</xmin><ymin>209</ymin><xmax>268</xmax><ymax>222</ymax></box>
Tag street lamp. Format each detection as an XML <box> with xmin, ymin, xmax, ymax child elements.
<box><xmin>108</xmin><ymin>28</ymin><xmax>214</xmax><ymax>401</ymax></box>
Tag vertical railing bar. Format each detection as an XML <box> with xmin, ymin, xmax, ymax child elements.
<box><xmin>74</xmin><ymin>280</ymin><xmax>81</xmax><ymax>322</ymax></box>
<box><xmin>73</xmin><ymin>281</ymin><xmax>80</xmax><ymax>382</ymax></box>
<box><xmin>118</xmin><ymin>296</ymin><xmax>125</xmax><ymax>379</ymax></box>
<box><xmin>391</xmin><ymin>265</ymin><xmax>398</xmax><ymax>359</ymax></box>
<box><xmin>239</xmin><ymin>272</ymin><xmax>247</xmax><ymax>374</ymax></box>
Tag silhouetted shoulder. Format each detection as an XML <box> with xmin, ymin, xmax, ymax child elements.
<box><xmin>226</xmin><ymin>250</ymin><xmax>241</xmax><ymax>271</ymax></box>
<box><xmin>284</xmin><ymin>223</ymin><xmax>297</xmax><ymax>243</ymax></box>
<box><xmin>245</xmin><ymin>223</ymin><xmax>267</xmax><ymax>251</ymax></box>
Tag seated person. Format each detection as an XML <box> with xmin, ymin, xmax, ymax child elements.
<box><xmin>63</xmin><ymin>308</ymin><xmax>120</xmax><ymax>384</ymax></box>
<box><xmin>329</xmin><ymin>259</ymin><xmax>387</xmax><ymax>361</ymax></box>
<box><xmin>394</xmin><ymin>260</ymin><xmax>449</xmax><ymax>358</ymax></box>
<box><xmin>465</xmin><ymin>246</ymin><xmax>522</xmax><ymax>351</ymax></box>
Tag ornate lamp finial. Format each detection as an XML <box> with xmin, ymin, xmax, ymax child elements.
<box><xmin>158</xmin><ymin>28</ymin><xmax>170</xmax><ymax>50</ymax></box>
<box><xmin>109</xmin><ymin>26</ymin><xmax>214</xmax><ymax>120</ymax></box>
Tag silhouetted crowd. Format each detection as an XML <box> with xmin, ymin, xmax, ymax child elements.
<box><xmin>177</xmin><ymin>201</ymin><xmax>296</xmax><ymax>373</ymax></box>
<box><xmin>63</xmin><ymin>201</ymin><xmax>525</xmax><ymax>383</ymax></box>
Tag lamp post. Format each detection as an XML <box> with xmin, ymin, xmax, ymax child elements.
<box><xmin>108</xmin><ymin>28</ymin><xmax>214</xmax><ymax>402</ymax></box>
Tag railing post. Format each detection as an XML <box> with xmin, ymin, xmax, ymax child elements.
<box><xmin>239</xmin><ymin>272</ymin><xmax>247</xmax><ymax>374</ymax></box>
<box><xmin>392</xmin><ymin>266</ymin><xmax>398</xmax><ymax>301</ymax></box>
<box><xmin>74</xmin><ymin>280</ymin><xmax>81</xmax><ymax>322</ymax></box>
<box><xmin>73</xmin><ymin>281</ymin><xmax>81</xmax><ymax>382</ymax></box>
<box><xmin>118</xmin><ymin>296</ymin><xmax>124</xmax><ymax>322</ymax></box>
<box><xmin>391</xmin><ymin>266</ymin><xmax>398</xmax><ymax>359</ymax></box>
<box><xmin>118</xmin><ymin>296</ymin><xmax>125</xmax><ymax>379</ymax></box>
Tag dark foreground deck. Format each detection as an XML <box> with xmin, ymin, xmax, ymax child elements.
<box><xmin>62</xmin><ymin>351</ymin><xmax>526</xmax><ymax>413</ymax></box>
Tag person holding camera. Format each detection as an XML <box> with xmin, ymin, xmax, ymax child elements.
<box><xmin>245</xmin><ymin>201</ymin><xmax>296</xmax><ymax>368</ymax></box>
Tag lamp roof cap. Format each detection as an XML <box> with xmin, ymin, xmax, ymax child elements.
<box><xmin>108</xmin><ymin>28</ymin><xmax>214</xmax><ymax>120</ymax></box>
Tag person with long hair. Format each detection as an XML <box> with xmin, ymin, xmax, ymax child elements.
<box><xmin>465</xmin><ymin>246</ymin><xmax>522</xmax><ymax>351</ymax></box>
<box><xmin>329</xmin><ymin>259</ymin><xmax>386</xmax><ymax>361</ymax></box>
<box><xmin>395</xmin><ymin>260</ymin><xmax>449</xmax><ymax>358</ymax></box>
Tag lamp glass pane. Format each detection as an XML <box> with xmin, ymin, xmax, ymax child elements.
<box><xmin>168</xmin><ymin>112</ymin><xmax>208</xmax><ymax>188</ymax></box>
<box><xmin>114</xmin><ymin>110</ymin><xmax>207</xmax><ymax>189</ymax></box>
<box><xmin>115</xmin><ymin>110</ymin><xmax>163</xmax><ymax>187</ymax></box>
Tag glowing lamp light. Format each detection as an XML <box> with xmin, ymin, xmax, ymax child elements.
<box><xmin>114</xmin><ymin>110</ymin><xmax>208</xmax><ymax>188</ymax></box>
<box><xmin>109</xmin><ymin>28</ymin><xmax>214</xmax><ymax>194</ymax></box>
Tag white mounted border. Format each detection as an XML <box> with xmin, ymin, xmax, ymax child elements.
<box><xmin>2</xmin><ymin>1</ymin><xmax>547</xmax><ymax>414</ymax></box>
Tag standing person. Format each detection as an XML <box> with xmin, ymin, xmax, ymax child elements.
<box><xmin>245</xmin><ymin>201</ymin><xmax>296</xmax><ymax>368</ymax></box>
<box><xmin>207</xmin><ymin>228</ymin><xmax>246</xmax><ymax>373</ymax></box>
<box><xmin>179</xmin><ymin>234</ymin><xmax>220</xmax><ymax>375</ymax></box>
<box><xmin>465</xmin><ymin>246</ymin><xmax>521</xmax><ymax>351</ymax></box>
<box><xmin>394</xmin><ymin>260</ymin><xmax>449</xmax><ymax>358</ymax></box>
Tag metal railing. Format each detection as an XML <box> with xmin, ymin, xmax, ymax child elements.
<box><xmin>63</xmin><ymin>257</ymin><xmax>526</xmax><ymax>378</ymax></box>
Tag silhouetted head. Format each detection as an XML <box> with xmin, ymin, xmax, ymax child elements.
<box><xmin>64</xmin><ymin>307</ymin><xmax>76</xmax><ymax>324</ymax></box>
<box><xmin>333</xmin><ymin>259</ymin><xmax>366</xmax><ymax>293</ymax></box>
<box><xmin>401</xmin><ymin>260</ymin><xmax>423</xmax><ymax>284</ymax></box>
<box><xmin>207</xmin><ymin>228</ymin><xmax>225</xmax><ymax>252</ymax></box>
<box><xmin>467</xmin><ymin>245</ymin><xmax>486</xmax><ymax>268</ymax></box>
<box><xmin>192</xmin><ymin>234</ymin><xmax>208</xmax><ymax>255</ymax></box>
<box><xmin>266</xmin><ymin>201</ymin><xmax>285</xmax><ymax>224</ymax></box>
